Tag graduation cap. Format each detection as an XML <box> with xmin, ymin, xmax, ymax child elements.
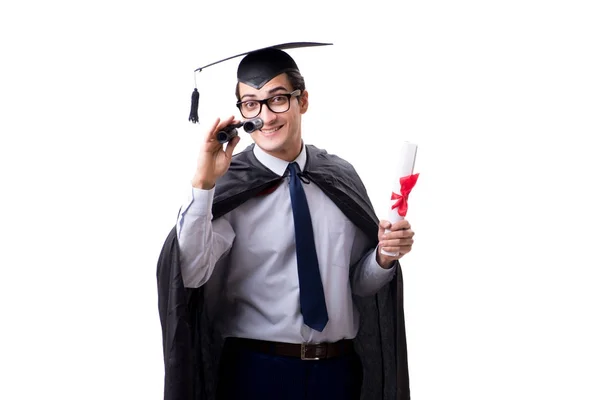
<box><xmin>188</xmin><ymin>41</ymin><xmax>333</xmax><ymax>123</ymax></box>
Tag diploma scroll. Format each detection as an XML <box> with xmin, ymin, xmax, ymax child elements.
<box><xmin>381</xmin><ymin>142</ymin><xmax>419</xmax><ymax>257</ymax></box>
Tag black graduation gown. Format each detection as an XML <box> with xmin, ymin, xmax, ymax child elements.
<box><xmin>157</xmin><ymin>144</ymin><xmax>410</xmax><ymax>400</ymax></box>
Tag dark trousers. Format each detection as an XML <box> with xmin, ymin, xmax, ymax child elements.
<box><xmin>216</xmin><ymin>340</ymin><xmax>363</xmax><ymax>400</ymax></box>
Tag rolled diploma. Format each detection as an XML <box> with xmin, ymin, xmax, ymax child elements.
<box><xmin>381</xmin><ymin>141</ymin><xmax>418</xmax><ymax>257</ymax></box>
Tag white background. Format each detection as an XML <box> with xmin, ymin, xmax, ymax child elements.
<box><xmin>1</xmin><ymin>0</ymin><xmax>599</xmax><ymax>399</ymax></box>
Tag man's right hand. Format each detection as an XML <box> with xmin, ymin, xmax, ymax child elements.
<box><xmin>191</xmin><ymin>116</ymin><xmax>241</xmax><ymax>190</ymax></box>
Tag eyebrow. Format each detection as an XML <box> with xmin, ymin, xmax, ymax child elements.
<box><xmin>240</xmin><ymin>86</ymin><xmax>289</xmax><ymax>101</ymax></box>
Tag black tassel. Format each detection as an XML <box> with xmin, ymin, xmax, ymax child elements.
<box><xmin>188</xmin><ymin>88</ymin><xmax>199</xmax><ymax>123</ymax></box>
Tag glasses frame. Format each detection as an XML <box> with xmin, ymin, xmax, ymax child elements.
<box><xmin>236</xmin><ymin>89</ymin><xmax>302</xmax><ymax>119</ymax></box>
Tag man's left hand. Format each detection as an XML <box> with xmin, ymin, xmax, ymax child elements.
<box><xmin>376</xmin><ymin>219</ymin><xmax>415</xmax><ymax>269</ymax></box>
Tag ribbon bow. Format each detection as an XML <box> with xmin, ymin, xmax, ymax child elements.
<box><xmin>391</xmin><ymin>173</ymin><xmax>419</xmax><ymax>217</ymax></box>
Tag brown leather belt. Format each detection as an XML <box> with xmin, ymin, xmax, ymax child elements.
<box><xmin>226</xmin><ymin>337</ymin><xmax>355</xmax><ymax>360</ymax></box>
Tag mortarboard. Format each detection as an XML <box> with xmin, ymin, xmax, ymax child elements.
<box><xmin>189</xmin><ymin>42</ymin><xmax>332</xmax><ymax>123</ymax></box>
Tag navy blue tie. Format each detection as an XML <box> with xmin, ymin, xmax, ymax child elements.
<box><xmin>287</xmin><ymin>162</ymin><xmax>329</xmax><ymax>332</ymax></box>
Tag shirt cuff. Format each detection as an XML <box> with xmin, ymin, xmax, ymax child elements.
<box><xmin>369</xmin><ymin>248</ymin><xmax>397</xmax><ymax>277</ymax></box>
<box><xmin>181</xmin><ymin>186</ymin><xmax>215</xmax><ymax>217</ymax></box>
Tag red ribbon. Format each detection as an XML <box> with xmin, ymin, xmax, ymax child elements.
<box><xmin>391</xmin><ymin>173</ymin><xmax>419</xmax><ymax>216</ymax></box>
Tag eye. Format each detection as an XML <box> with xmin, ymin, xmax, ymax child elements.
<box><xmin>270</xmin><ymin>95</ymin><xmax>287</xmax><ymax>105</ymax></box>
<box><xmin>243</xmin><ymin>101</ymin><xmax>258</xmax><ymax>110</ymax></box>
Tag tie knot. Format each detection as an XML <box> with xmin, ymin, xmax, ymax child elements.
<box><xmin>288</xmin><ymin>162</ymin><xmax>301</xmax><ymax>175</ymax></box>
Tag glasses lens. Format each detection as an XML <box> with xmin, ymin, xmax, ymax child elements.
<box><xmin>267</xmin><ymin>95</ymin><xmax>291</xmax><ymax>113</ymax></box>
<box><xmin>239</xmin><ymin>101</ymin><xmax>261</xmax><ymax>118</ymax></box>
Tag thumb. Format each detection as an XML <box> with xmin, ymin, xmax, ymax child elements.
<box><xmin>378</xmin><ymin>220</ymin><xmax>391</xmax><ymax>239</ymax></box>
<box><xmin>379</xmin><ymin>220</ymin><xmax>392</xmax><ymax>230</ymax></box>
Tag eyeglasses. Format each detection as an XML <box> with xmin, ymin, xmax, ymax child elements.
<box><xmin>236</xmin><ymin>90</ymin><xmax>301</xmax><ymax>119</ymax></box>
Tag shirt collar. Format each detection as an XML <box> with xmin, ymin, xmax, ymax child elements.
<box><xmin>253</xmin><ymin>144</ymin><xmax>307</xmax><ymax>176</ymax></box>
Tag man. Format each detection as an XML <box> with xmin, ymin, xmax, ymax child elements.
<box><xmin>157</xmin><ymin>43</ymin><xmax>414</xmax><ymax>400</ymax></box>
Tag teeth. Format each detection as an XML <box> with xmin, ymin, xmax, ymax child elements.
<box><xmin>262</xmin><ymin>126</ymin><xmax>281</xmax><ymax>134</ymax></box>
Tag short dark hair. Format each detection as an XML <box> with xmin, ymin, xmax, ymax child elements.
<box><xmin>235</xmin><ymin>70</ymin><xmax>306</xmax><ymax>101</ymax></box>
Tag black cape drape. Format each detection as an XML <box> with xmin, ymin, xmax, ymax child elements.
<box><xmin>157</xmin><ymin>144</ymin><xmax>410</xmax><ymax>400</ymax></box>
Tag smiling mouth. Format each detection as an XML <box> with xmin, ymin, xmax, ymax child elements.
<box><xmin>260</xmin><ymin>125</ymin><xmax>283</xmax><ymax>135</ymax></box>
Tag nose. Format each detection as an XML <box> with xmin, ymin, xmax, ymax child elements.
<box><xmin>259</xmin><ymin>103</ymin><xmax>277</xmax><ymax>125</ymax></box>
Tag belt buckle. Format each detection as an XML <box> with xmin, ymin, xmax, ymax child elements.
<box><xmin>301</xmin><ymin>343</ymin><xmax>321</xmax><ymax>360</ymax></box>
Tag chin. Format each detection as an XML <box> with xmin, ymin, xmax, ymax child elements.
<box><xmin>255</xmin><ymin>140</ymin><xmax>285</xmax><ymax>154</ymax></box>
<box><xmin>252</xmin><ymin>127</ymin><xmax>301</xmax><ymax>159</ymax></box>
<box><xmin>253</xmin><ymin>130</ymin><xmax>285</xmax><ymax>150</ymax></box>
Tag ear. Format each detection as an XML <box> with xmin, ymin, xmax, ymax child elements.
<box><xmin>299</xmin><ymin>90</ymin><xmax>309</xmax><ymax>114</ymax></box>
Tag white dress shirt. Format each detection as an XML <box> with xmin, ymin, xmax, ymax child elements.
<box><xmin>176</xmin><ymin>144</ymin><xmax>395</xmax><ymax>344</ymax></box>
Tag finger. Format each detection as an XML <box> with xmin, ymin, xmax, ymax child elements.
<box><xmin>203</xmin><ymin>118</ymin><xmax>221</xmax><ymax>143</ymax></box>
<box><xmin>205</xmin><ymin>116</ymin><xmax>236</xmax><ymax>143</ymax></box>
<box><xmin>379</xmin><ymin>233</ymin><xmax>414</xmax><ymax>245</ymax></box>
<box><xmin>224</xmin><ymin>135</ymin><xmax>241</xmax><ymax>159</ymax></box>
<box><xmin>215</xmin><ymin>115</ymin><xmax>236</xmax><ymax>131</ymax></box>
<box><xmin>382</xmin><ymin>229</ymin><xmax>414</xmax><ymax>241</ymax></box>
<box><xmin>380</xmin><ymin>245</ymin><xmax>411</xmax><ymax>257</ymax></box>
<box><xmin>379</xmin><ymin>246</ymin><xmax>401</xmax><ymax>257</ymax></box>
<box><xmin>379</xmin><ymin>238</ymin><xmax>414</xmax><ymax>248</ymax></box>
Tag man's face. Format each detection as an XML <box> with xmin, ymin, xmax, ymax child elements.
<box><xmin>237</xmin><ymin>73</ymin><xmax>308</xmax><ymax>162</ymax></box>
